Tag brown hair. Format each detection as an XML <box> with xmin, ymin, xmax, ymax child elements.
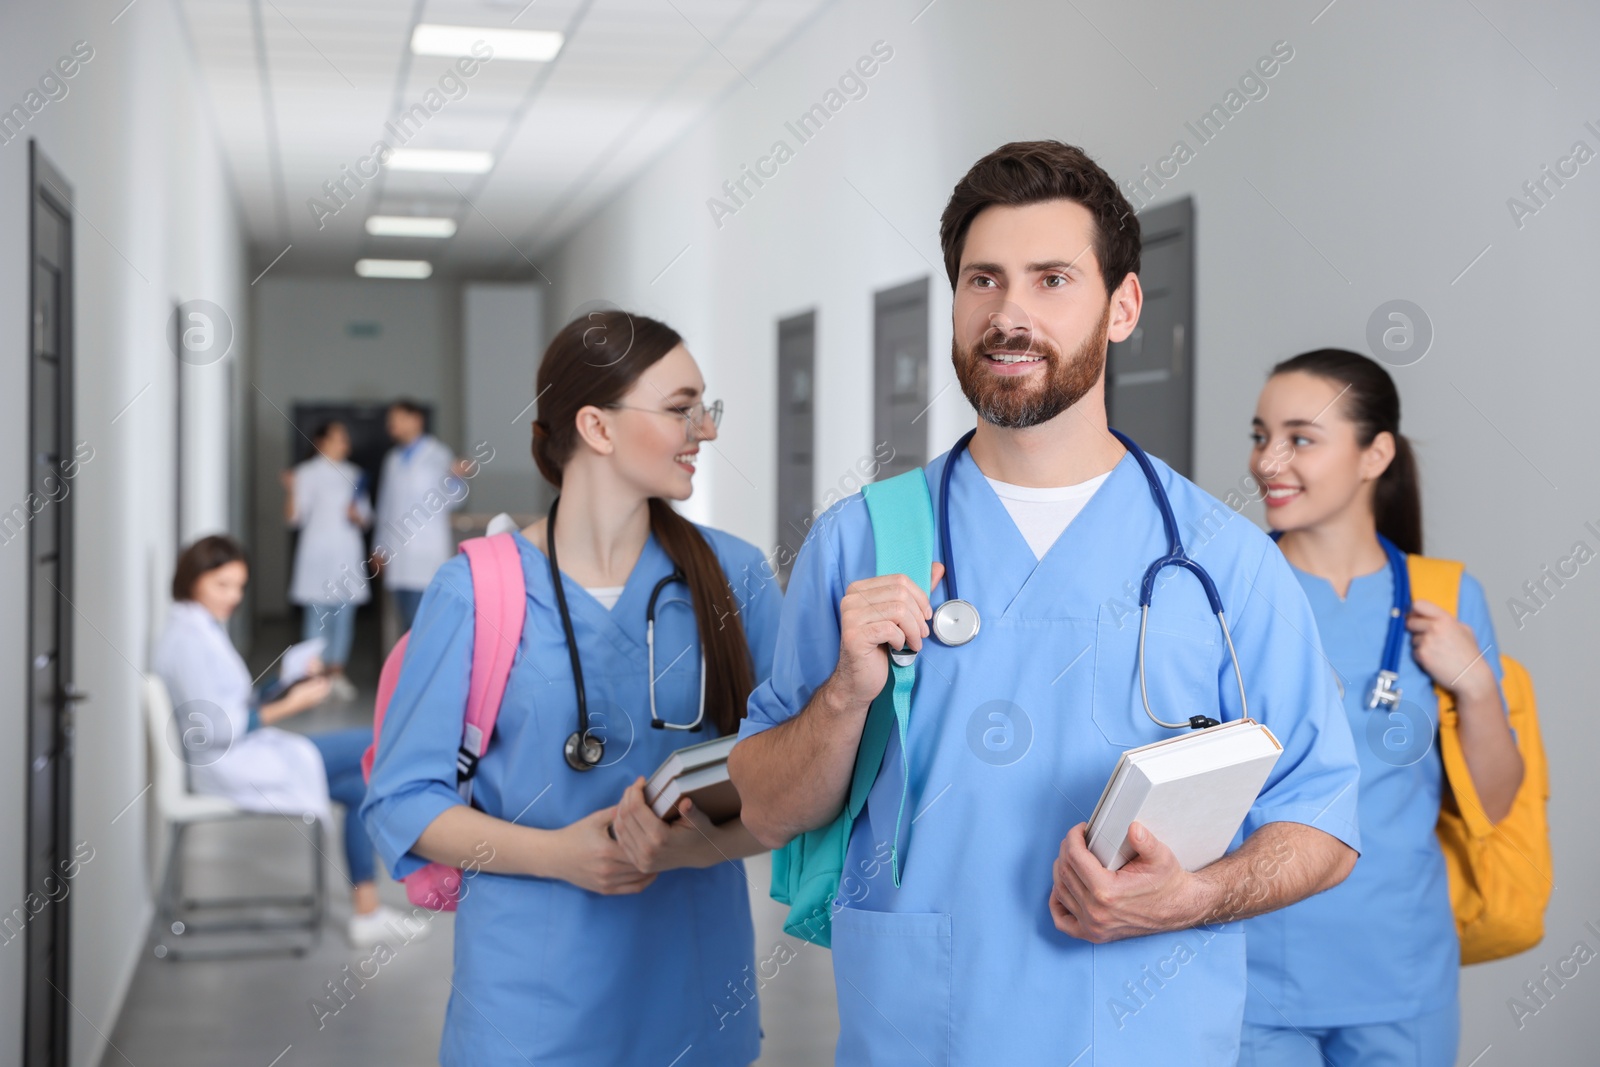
<box><xmin>532</xmin><ymin>310</ymin><xmax>755</xmax><ymax>737</ymax></box>
<box><xmin>1271</xmin><ymin>349</ymin><xmax>1423</xmax><ymax>555</ymax></box>
<box><xmin>173</xmin><ymin>534</ymin><xmax>248</xmax><ymax>601</ymax></box>
<box><xmin>939</xmin><ymin>140</ymin><xmax>1141</xmax><ymax>298</ymax></box>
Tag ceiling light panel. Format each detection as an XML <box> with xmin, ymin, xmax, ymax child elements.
<box><xmin>384</xmin><ymin>149</ymin><xmax>495</xmax><ymax>173</ymax></box>
<box><xmin>410</xmin><ymin>24</ymin><xmax>564</xmax><ymax>61</ymax></box>
<box><xmin>355</xmin><ymin>258</ymin><xmax>433</xmax><ymax>279</ymax></box>
<box><xmin>365</xmin><ymin>216</ymin><xmax>458</xmax><ymax>238</ymax></box>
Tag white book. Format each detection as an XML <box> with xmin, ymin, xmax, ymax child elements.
<box><xmin>644</xmin><ymin>734</ymin><xmax>741</xmax><ymax>823</ymax></box>
<box><xmin>1086</xmin><ymin>719</ymin><xmax>1282</xmax><ymax>872</ymax></box>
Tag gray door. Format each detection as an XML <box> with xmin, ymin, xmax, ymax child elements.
<box><xmin>774</xmin><ymin>311</ymin><xmax>815</xmax><ymax>584</ymax></box>
<box><xmin>26</xmin><ymin>143</ymin><xmax>76</xmax><ymax>1067</ymax></box>
<box><xmin>1107</xmin><ymin>197</ymin><xmax>1194</xmax><ymax>476</ymax></box>
<box><xmin>873</xmin><ymin>277</ymin><xmax>929</xmax><ymax>479</ymax></box>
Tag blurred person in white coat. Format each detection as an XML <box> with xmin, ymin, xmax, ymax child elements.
<box><xmin>372</xmin><ymin>399</ymin><xmax>468</xmax><ymax>633</ymax></box>
<box><xmin>154</xmin><ymin>535</ymin><xmax>426</xmax><ymax>947</ymax></box>
<box><xmin>283</xmin><ymin>419</ymin><xmax>371</xmax><ymax>702</ymax></box>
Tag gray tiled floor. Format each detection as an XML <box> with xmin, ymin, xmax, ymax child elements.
<box><xmin>102</xmin><ymin>616</ymin><xmax>839</xmax><ymax>1066</ymax></box>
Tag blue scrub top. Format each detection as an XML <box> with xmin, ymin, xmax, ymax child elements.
<box><xmin>362</xmin><ymin>525</ymin><xmax>782</xmax><ymax>1067</ymax></box>
<box><xmin>741</xmin><ymin>444</ymin><xmax>1362</xmax><ymax>1066</ymax></box>
<box><xmin>1244</xmin><ymin>561</ymin><xmax>1504</xmax><ymax>1028</ymax></box>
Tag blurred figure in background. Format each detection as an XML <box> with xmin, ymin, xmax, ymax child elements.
<box><xmin>283</xmin><ymin>419</ymin><xmax>370</xmax><ymax>702</ymax></box>
<box><xmin>153</xmin><ymin>535</ymin><xmax>423</xmax><ymax>947</ymax></box>
<box><xmin>374</xmin><ymin>399</ymin><xmax>469</xmax><ymax>633</ymax></box>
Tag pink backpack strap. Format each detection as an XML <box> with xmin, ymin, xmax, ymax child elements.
<box><xmin>361</xmin><ymin>630</ymin><xmax>411</xmax><ymax>783</ymax></box>
<box><xmin>455</xmin><ymin>532</ymin><xmax>526</xmax><ymax>798</ymax></box>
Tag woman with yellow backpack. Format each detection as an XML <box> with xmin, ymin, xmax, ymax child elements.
<box><xmin>1238</xmin><ymin>348</ymin><xmax>1549</xmax><ymax>1066</ymax></box>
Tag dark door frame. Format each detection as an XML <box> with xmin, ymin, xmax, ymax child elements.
<box><xmin>873</xmin><ymin>276</ymin><xmax>930</xmax><ymax>481</ymax></box>
<box><xmin>774</xmin><ymin>309</ymin><xmax>816</xmax><ymax>586</ymax></box>
<box><xmin>26</xmin><ymin>140</ymin><xmax>76</xmax><ymax>1067</ymax></box>
<box><xmin>1106</xmin><ymin>196</ymin><xmax>1195</xmax><ymax>476</ymax></box>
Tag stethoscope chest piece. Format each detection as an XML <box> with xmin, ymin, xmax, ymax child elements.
<box><xmin>564</xmin><ymin>729</ymin><xmax>604</xmax><ymax>771</ymax></box>
<box><xmin>931</xmin><ymin>598</ymin><xmax>981</xmax><ymax>646</ymax></box>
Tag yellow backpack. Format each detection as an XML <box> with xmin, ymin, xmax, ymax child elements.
<box><xmin>1408</xmin><ymin>555</ymin><xmax>1552</xmax><ymax>964</ymax></box>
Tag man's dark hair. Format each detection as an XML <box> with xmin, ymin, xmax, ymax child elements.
<box><xmin>939</xmin><ymin>140</ymin><xmax>1141</xmax><ymax>298</ymax></box>
<box><xmin>389</xmin><ymin>398</ymin><xmax>426</xmax><ymax>419</ymax></box>
<box><xmin>172</xmin><ymin>534</ymin><xmax>247</xmax><ymax>600</ymax></box>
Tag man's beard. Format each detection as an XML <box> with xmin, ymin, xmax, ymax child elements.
<box><xmin>952</xmin><ymin>307</ymin><xmax>1110</xmax><ymax>429</ymax></box>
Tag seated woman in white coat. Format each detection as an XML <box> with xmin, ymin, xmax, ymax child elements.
<box><xmin>152</xmin><ymin>535</ymin><xmax>423</xmax><ymax>947</ymax></box>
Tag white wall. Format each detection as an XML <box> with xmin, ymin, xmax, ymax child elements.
<box><xmin>250</xmin><ymin>275</ymin><xmax>463</xmax><ymax>616</ymax></box>
<box><xmin>0</xmin><ymin>2</ymin><xmax>248</xmax><ymax>1065</ymax></box>
<box><xmin>463</xmin><ymin>282</ymin><xmax>546</xmax><ymax>517</ymax></box>
<box><xmin>542</xmin><ymin>1</ymin><xmax>1600</xmax><ymax>1061</ymax></box>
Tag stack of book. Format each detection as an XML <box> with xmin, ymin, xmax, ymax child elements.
<box><xmin>644</xmin><ymin>734</ymin><xmax>742</xmax><ymax>823</ymax></box>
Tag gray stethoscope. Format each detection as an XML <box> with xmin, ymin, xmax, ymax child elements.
<box><xmin>919</xmin><ymin>428</ymin><xmax>1249</xmax><ymax>731</ymax></box>
<box><xmin>546</xmin><ymin>496</ymin><xmax>706</xmax><ymax>772</ymax></box>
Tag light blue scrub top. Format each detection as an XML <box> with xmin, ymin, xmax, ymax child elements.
<box><xmin>1244</xmin><ymin>562</ymin><xmax>1504</xmax><ymax>1028</ymax></box>
<box><xmin>362</xmin><ymin>526</ymin><xmax>782</xmax><ymax>1067</ymax></box>
<box><xmin>741</xmin><ymin>446</ymin><xmax>1362</xmax><ymax>1066</ymax></box>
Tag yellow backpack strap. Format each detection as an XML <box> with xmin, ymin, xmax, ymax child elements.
<box><xmin>1407</xmin><ymin>554</ymin><xmax>1496</xmax><ymax>839</ymax></box>
<box><xmin>1406</xmin><ymin>554</ymin><xmax>1464</xmax><ymax>617</ymax></box>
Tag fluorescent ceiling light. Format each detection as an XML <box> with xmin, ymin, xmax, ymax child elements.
<box><xmin>356</xmin><ymin>259</ymin><xmax>433</xmax><ymax>280</ymax></box>
<box><xmin>410</xmin><ymin>24</ymin><xmax>563</xmax><ymax>62</ymax></box>
<box><xmin>365</xmin><ymin>215</ymin><xmax>457</xmax><ymax>238</ymax></box>
<box><xmin>384</xmin><ymin>149</ymin><xmax>494</xmax><ymax>174</ymax></box>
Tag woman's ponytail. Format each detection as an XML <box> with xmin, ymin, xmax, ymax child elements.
<box><xmin>1374</xmin><ymin>431</ymin><xmax>1423</xmax><ymax>556</ymax></box>
<box><xmin>1270</xmin><ymin>348</ymin><xmax>1423</xmax><ymax>555</ymax></box>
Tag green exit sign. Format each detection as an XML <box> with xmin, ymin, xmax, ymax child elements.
<box><xmin>346</xmin><ymin>321</ymin><xmax>381</xmax><ymax>338</ymax></box>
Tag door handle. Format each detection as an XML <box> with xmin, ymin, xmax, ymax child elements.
<box><xmin>63</xmin><ymin>684</ymin><xmax>90</xmax><ymax>703</ymax></box>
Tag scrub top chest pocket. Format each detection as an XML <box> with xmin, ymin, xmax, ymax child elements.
<box><xmin>1093</xmin><ymin>603</ymin><xmax>1224</xmax><ymax>748</ymax></box>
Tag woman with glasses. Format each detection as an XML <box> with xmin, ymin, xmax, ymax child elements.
<box><xmin>362</xmin><ymin>311</ymin><xmax>780</xmax><ymax>1067</ymax></box>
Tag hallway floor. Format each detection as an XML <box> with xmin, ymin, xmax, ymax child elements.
<box><xmin>102</xmin><ymin>615</ymin><xmax>838</xmax><ymax>1066</ymax></box>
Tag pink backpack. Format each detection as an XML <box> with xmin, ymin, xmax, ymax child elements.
<box><xmin>361</xmin><ymin>532</ymin><xmax>526</xmax><ymax>911</ymax></box>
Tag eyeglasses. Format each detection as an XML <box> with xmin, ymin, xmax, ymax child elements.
<box><xmin>606</xmin><ymin>399</ymin><xmax>724</xmax><ymax>441</ymax></box>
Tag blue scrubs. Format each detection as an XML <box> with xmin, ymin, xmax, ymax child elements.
<box><xmin>741</xmin><ymin>445</ymin><xmax>1362</xmax><ymax>1066</ymax></box>
<box><xmin>362</xmin><ymin>526</ymin><xmax>782</xmax><ymax>1067</ymax></box>
<box><xmin>1242</xmin><ymin>562</ymin><xmax>1504</xmax><ymax>1065</ymax></box>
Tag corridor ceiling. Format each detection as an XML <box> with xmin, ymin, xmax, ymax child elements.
<box><xmin>177</xmin><ymin>0</ymin><xmax>832</xmax><ymax>275</ymax></box>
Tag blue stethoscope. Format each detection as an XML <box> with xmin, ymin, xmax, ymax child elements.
<box><xmin>1269</xmin><ymin>529</ymin><xmax>1410</xmax><ymax>710</ymax></box>
<box><xmin>547</xmin><ymin>496</ymin><xmax>706</xmax><ymax>773</ymax></box>
<box><xmin>928</xmin><ymin>428</ymin><xmax>1249</xmax><ymax>731</ymax></box>
<box><xmin>1369</xmin><ymin>535</ymin><xmax>1412</xmax><ymax>708</ymax></box>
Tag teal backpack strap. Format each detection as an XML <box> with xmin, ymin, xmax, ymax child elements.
<box><xmin>859</xmin><ymin>469</ymin><xmax>936</xmax><ymax>887</ymax></box>
<box><xmin>769</xmin><ymin>468</ymin><xmax>935</xmax><ymax>946</ymax></box>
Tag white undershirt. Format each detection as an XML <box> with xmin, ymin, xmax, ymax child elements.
<box><xmin>585</xmin><ymin>585</ymin><xmax>626</xmax><ymax>610</ymax></box>
<box><xmin>984</xmin><ymin>472</ymin><xmax>1111</xmax><ymax>560</ymax></box>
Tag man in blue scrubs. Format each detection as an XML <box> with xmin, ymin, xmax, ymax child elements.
<box><xmin>729</xmin><ymin>141</ymin><xmax>1363</xmax><ymax>1065</ymax></box>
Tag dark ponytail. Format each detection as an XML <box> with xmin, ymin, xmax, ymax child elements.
<box><xmin>531</xmin><ymin>310</ymin><xmax>755</xmax><ymax>737</ymax></box>
<box><xmin>1270</xmin><ymin>348</ymin><xmax>1423</xmax><ymax>554</ymax></box>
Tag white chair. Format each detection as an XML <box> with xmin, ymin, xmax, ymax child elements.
<box><xmin>143</xmin><ymin>675</ymin><xmax>326</xmax><ymax>959</ymax></box>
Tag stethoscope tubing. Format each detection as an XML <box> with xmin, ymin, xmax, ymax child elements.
<box><xmin>1268</xmin><ymin>527</ymin><xmax>1411</xmax><ymax>709</ymax></box>
<box><xmin>645</xmin><ymin>572</ymin><xmax>705</xmax><ymax>731</ymax></box>
<box><xmin>938</xmin><ymin>427</ymin><xmax>1246</xmax><ymax>731</ymax></box>
<box><xmin>548</xmin><ymin>496</ymin><xmax>707</xmax><ymax>771</ymax></box>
